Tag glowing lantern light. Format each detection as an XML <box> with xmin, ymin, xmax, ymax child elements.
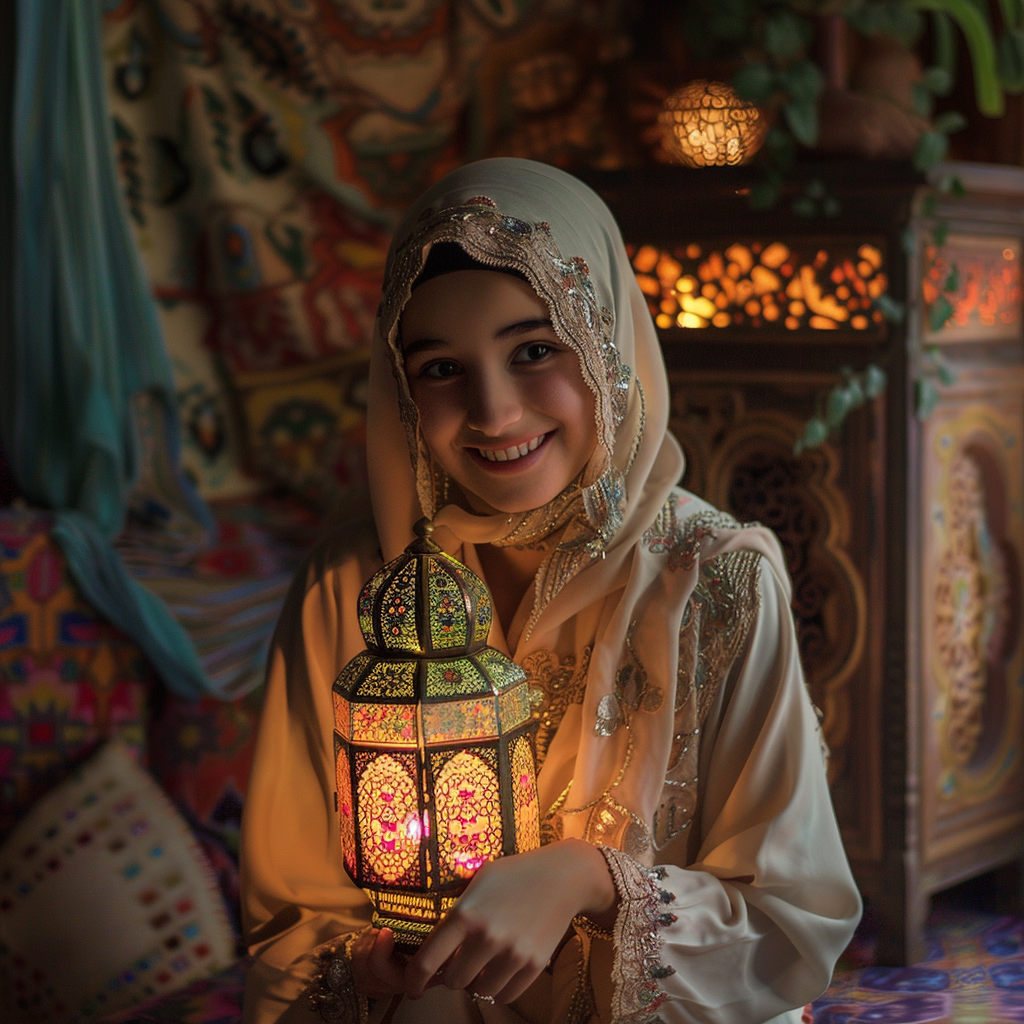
<box><xmin>333</xmin><ymin>518</ymin><xmax>540</xmax><ymax>947</ymax></box>
<box><xmin>658</xmin><ymin>80</ymin><xmax>768</xmax><ymax>168</ymax></box>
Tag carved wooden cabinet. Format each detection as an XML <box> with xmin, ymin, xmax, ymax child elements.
<box><xmin>585</xmin><ymin>161</ymin><xmax>1024</xmax><ymax>964</ymax></box>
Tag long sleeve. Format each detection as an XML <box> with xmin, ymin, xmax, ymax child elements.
<box><xmin>240</xmin><ymin>527</ymin><xmax>379</xmax><ymax>1024</ymax></box>
<box><xmin>601</xmin><ymin>558</ymin><xmax>860</xmax><ymax>1024</ymax></box>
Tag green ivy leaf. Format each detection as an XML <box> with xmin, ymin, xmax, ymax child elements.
<box><xmin>933</xmin><ymin>11</ymin><xmax>958</xmax><ymax>83</ymax></box>
<box><xmin>912</xmin><ymin>81</ymin><xmax>933</xmax><ymax>117</ymax></box>
<box><xmin>863</xmin><ymin>364</ymin><xmax>887</xmax><ymax>398</ymax></box>
<box><xmin>732</xmin><ymin>62</ymin><xmax>777</xmax><ymax>101</ymax></box>
<box><xmin>849</xmin><ymin>2</ymin><xmax>921</xmax><ymax>45</ymax></box>
<box><xmin>943</xmin><ymin>263</ymin><xmax>960</xmax><ymax>292</ymax></box>
<box><xmin>781</xmin><ymin>60</ymin><xmax>825</xmax><ymax>102</ymax></box>
<box><xmin>915</xmin><ymin>378</ymin><xmax>940</xmax><ymax>420</ymax></box>
<box><xmin>825</xmin><ymin>386</ymin><xmax>852</xmax><ymax>429</ymax></box>
<box><xmin>764</xmin><ymin>10</ymin><xmax>809</xmax><ymax>60</ymax></box>
<box><xmin>933</xmin><ymin>219</ymin><xmax>950</xmax><ymax>246</ymax></box>
<box><xmin>913</xmin><ymin>130</ymin><xmax>949</xmax><ymax>171</ymax></box>
<box><xmin>874</xmin><ymin>293</ymin><xmax>906</xmax><ymax>324</ymax></box>
<box><xmin>929</xmin><ymin>294</ymin><xmax>955</xmax><ymax>331</ymax></box>
<box><xmin>802</xmin><ymin>417</ymin><xmax>829</xmax><ymax>449</ymax></box>
<box><xmin>783</xmin><ymin>98</ymin><xmax>819</xmax><ymax>146</ymax></box>
<box><xmin>998</xmin><ymin>29</ymin><xmax>1024</xmax><ymax>92</ymax></box>
<box><xmin>933</xmin><ymin>111</ymin><xmax>968</xmax><ymax>134</ymax></box>
<box><xmin>923</xmin><ymin>66</ymin><xmax>954</xmax><ymax>95</ymax></box>
<box><xmin>845</xmin><ymin>377</ymin><xmax>865</xmax><ymax>406</ymax></box>
<box><xmin>936</xmin><ymin>359</ymin><xmax>958</xmax><ymax>386</ymax></box>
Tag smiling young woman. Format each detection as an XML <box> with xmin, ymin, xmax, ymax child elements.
<box><xmin>401</xmin><ymin>266</ymin><xmax>599</xmax><ymax>520</ymax></box>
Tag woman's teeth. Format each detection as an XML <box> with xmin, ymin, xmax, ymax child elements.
<box><xmin>478</xmin><ymin>434</ymin><xmax>545</xmax><ymax>462</ymax></box>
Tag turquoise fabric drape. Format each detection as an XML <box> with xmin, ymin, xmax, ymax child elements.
<box><xmin>0</xmin><ymin>0</ymin><xmax>220</xmax><ymax>697</ymax></box>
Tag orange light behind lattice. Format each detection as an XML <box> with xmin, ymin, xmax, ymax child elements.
<box><xmin>630</xmin><ymin>241</ymin><xmax>888</xmax><ymax>332</ymax></box>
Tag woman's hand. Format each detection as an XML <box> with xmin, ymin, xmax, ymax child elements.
<box><xmin>403</xmin><ymin>839</ymin><xmax>618</xmax><ymax>1004</ymax></box>
<box><xmin>349</xmin><ymin>927</ymin><xmax>410</xmax><ymax>999</ymax></box>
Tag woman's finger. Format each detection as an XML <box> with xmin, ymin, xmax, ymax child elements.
<box><xmin>464</xmin><ymin>950</ymin><xmax>523</xmax><ymax>1001</ymax></box>
<box><xmin>441</xmin><ymin>934</ymin><xmax>503</xmax><ymax>992</ymax></box>
<box><xmin>405</xmin><ymin>917</ymin><xmax>468</xmax><ymax>997</ymax></box>
<box><xmin>494</xmin><ymin>961</ymin><xmax>547</xmax><ymax>1005</ymax></box>
<box><xmin>366</xmin><ymin>928</ymin><xmax>406</xmax><ymax>991</ymax></box>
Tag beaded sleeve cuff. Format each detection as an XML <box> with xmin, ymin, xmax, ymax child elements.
<box><xmin>308</xmin><ymin>930</ymin><xmax>370</xmax><ymax>1023</ymax></box>
<box><xmin>597</xmin><ymin>846</ymin><xmax>676</xmax><ymax>1024</ymax></box>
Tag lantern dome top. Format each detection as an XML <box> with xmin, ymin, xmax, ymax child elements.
<box><xmin>357</xmin><ymin>518</ymin><xmax>492</xmax><ymax>656</ymax></box>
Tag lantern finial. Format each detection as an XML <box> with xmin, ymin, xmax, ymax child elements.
<box><xmin>409</xmin><ymin>516</ymin><xmax>441</xmax><ymax>554</ymax></box>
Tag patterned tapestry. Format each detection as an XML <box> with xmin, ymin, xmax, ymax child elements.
<box><xmin>101</xmin><ymin>0</ymin><xmax>626</xmax><ymax>513</ymax></box>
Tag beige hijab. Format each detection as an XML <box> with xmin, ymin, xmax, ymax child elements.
<box><xmin>366</xmin><ymin>159</ymin><xmax>771</xmax><ymax>859</ymax></box>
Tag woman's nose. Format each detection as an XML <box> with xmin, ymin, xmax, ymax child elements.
<box><xmin>465</xmin><ymin>371</ymin><xmax>522</xmax><ymax>436</ymax></box>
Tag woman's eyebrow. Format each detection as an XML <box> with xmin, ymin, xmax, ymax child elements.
<box><xmin>402</xmin><ymin>318</ymin><xmax>553</xmax><ymax>355</ymax></box>
<box><xmin>497</xmin><ymin>317</ymin><xmax>554</xmax><ymax>338</ymax></box>
<box><xmin>401</xmin><ymin>336</ymin><xmax>445</xmax><ymax>357</ymax></box>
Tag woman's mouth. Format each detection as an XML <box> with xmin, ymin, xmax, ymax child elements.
<box><xmin>476</xmin><ymin>432</ymin><xmax>548</xmax><ymax>463</ymax></box>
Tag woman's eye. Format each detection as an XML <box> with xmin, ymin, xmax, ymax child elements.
<box><xmin>515</xmin><ymin>342</ymin><xmax>557</xmax><ymax>364</ymax></box>
<box><xmin>421</xmin><ymin>359</ymin><xmax>461</xmax><ymax>380</ymax></box>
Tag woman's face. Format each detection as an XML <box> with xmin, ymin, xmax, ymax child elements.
<box><xmin>401</xmin><ymin>269</ymin><xmax>598</xmax><ymax>515</ymax></box>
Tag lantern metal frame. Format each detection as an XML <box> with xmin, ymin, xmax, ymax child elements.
<box><xmin>333</xmin><ymin>520</ymin><xmax>540</xmax><ymax>947</ymax></box>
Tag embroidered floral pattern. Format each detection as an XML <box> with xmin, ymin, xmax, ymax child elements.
<box><xmin>644</xmin><ymin>501</ymin><xmax>764</xmax><ymax>850</ymax></box>
<box><xmin>594</xmin><ymin>623</ymin><xmax>663</xmax><ymax>737</ymax></box>
<box><xmin>522</xmin><ymin>646</ymin><xmax>591</xmax><ymax>765</ymax></box>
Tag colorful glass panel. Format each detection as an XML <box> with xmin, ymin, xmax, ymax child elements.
<box><xmin>497</xmin><ymin>683</ymin><xmax>532</xmax><ymax>731</ymax></box>
<box><xmin>628</xmin><ymin>240</ymin><xmax>888</xmax><ymax>332</ymax></box>
<box><xmin>433</xmin><ymin>751</ymin><xmax>502</xmax><ymax>880</ymax></box>
<box><xmin>333</xmin><ymin>690</ymin><xmax>352</xmax><ymax>740</ymax></box>
<box><xmin>334</xmin><ymin>738</ymin><xmax>356</xmax><ymax>872</ymax></box>
<box><xmin>357</xmin><ymin>754</ymin><xmax>421</xmax><ymax>884</ymax></box>
<box><xmin>352</xmin><ymin>703</ymin><xmax>417</xmax><ymax>746</ymax></box>
<box><xmin>425</xmin><ymin>657</ymin><xmax>491</xmax><ymax>699</ymax></box>
<box><xmin>380</xmin><ymin>568</ymin><xmax>422</xmax><ymax>653</ymax></box>
<box><xmin>475</xmin><ymin>648</ymin><xmax>527</xmax><ymax>691</ymax></box>
<box><xmin>360</xmin><ymin>659</ymin><xmax>416</xmax><ymax>698</ymax></box>
<box><xmin>422</xmin><ymin>697</ymin><xmax>498</xmax><ymax>743</ymax></box>
<box><xmin>511</xmin><ymin>735</ymin><xmax>540</xmax><ymax>853</ymax></box>
<box><xmin>451</xmin><ymin>563</ymin><xmax>492</xmax><ymax>644</ymax></box>
<box><xmin>427</xmin><ymin>559</ymin><xmax>470</xmax><ymax>651</ymax></box>
<box><xmin>334</xmin><ymin>651</ymin><xmax>373</xmax><ymax>699</ymax></box>
<box><xmin>357</xmin><ymin>581</ymin><xmax>375</xmax><ymax>646</ymax></box>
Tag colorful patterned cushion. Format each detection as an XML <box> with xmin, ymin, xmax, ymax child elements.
<box><xmin>0</xmin><ymin>509</ymin><xmax>152</xmax><ymax>841</ymax></box>
<box><xmin>0</xmin><ymin>740</ymin><xmax>236</xmax><ymax>1023</ymax></box>
<box><xmin>97</xmin><ymin>959</ymin><xmax>248</xmax><ymax>1023</ymax></box>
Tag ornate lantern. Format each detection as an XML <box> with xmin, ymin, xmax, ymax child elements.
<box><xmin>658</xmin><ymin>80</ymin><xmax>768</xmax><ymax>167</ymax></box>
<box><xmin>333</xmin><ymin>519</ymin><xmax>540</xmax><ymax>948</ymax></box>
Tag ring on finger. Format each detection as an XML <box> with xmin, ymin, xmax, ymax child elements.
<box><xmin>471</xmin><ymin>992</ymin><xmax>496</xmax><ymax>1004</ymax></box>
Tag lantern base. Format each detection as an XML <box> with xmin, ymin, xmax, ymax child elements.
<box><xmin>364</xmin><ymin>888</ymin><xmax>462</xmax><ymax>950</ymax></box>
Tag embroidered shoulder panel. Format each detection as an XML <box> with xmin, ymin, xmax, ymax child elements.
<box><xmin>652</xmin><ymin>506</ymin><xmax>764</xmax><ymax>850</ymax></box>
